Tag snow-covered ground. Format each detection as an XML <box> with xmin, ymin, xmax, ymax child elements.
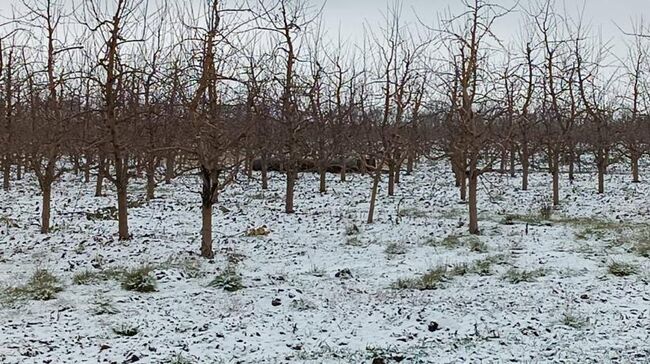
<box><xmin>0</xmin><ymin>162</ymin><xmax>649</xmax><ymax>363</ymax></box>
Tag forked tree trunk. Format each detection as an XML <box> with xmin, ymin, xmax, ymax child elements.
<box><xmin>367</xmin><ymin>170</ymin><xmax>381</xmax><ymax>224</ymax></box>
<box><xmin>41</xmin><ymin>184</ymin><xmax>52</xmax><ymax>234</ymax></box>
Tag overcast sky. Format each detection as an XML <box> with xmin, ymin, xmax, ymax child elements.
<box><xmin>319</xmin><ymin>0</ymin><xmax>650</xmax><ymax>50</ymax></box>
<box><xmin>0</xmin><ymin>0</ymin><xmax>648</xmax><ymax>52</ymax></box>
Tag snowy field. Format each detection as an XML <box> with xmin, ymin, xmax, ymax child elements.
<box><xmin>0</xmin><ymin>162</ymin><xmax>649</xmax><ymax>363</ymax></box>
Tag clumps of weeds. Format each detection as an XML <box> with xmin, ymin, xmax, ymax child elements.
<box><xmin>208</xmin><ymin>265</ymin><xmax>244</xmax><ymax>292</ymax></box>
<box><xmin>345</xmin><ymin>235</ymin><xmax>368</xmax><ymax>247</ymax></box>
<box><xmin>307</xmin><ymin>265</ymin><xmax>325</xmax><ymax>277</ymax></box>
<box><xmin>345</xmin><ymin>223</ymin><xmax>360</xmax><ymax>236</ymax></box>
<box><xmin>112</xmin><ymin>323</ymin><xmax>139</xmax><ymax>337</ymax></box>
<box><xmin>161</xmin><ymin>256</ymin><xmax>203</xmax><ymax>279</ymax></box>
<box><xmin>127</xmin><ymin>198</ymin><xmax>147</xmax><ymax>209</ymax></box>
<box><xmin>467</xmin><ymin>237</ymin><xmax>488</xmax><ymax>253</ymax></box>
<box><xmin>392</xmin><ymin>265</ymin><xmax>449</xmax><ymax>290</ymax></box>
<box><xmin>470</xmin><ymin>259</ymin><xmax>493</xmax><ymax>276</ymax></box>
<box><xmin>539</xmin><ymin>203</ymin><xmax>553</xmax><ymax>220</ymax></box>
<box><xmin>91</xmin><ymin>295</ymin><xmax>120</xmax><ymax>315</ymax></box>
<box><xmin>165</xmin><ymin>354</ymin><xmax>196</xmax><ymax>364</ymax></box>
<box><xmin>504</xmin><ymin>268</ymin><xmax>547</xmax><ymax>284</ymax></box>
<box><xmin>561</xmin><ymin>309</ymin><xmax>589</xmax><ymax>329</ymax></box>
<box><xmin>121</xmin><ymin>265</ymin><xmax>157</xmax><ymax>293</ymax></box>
<box><xmin>630</xmin><ymin>231</ymin><xmax>650</xmax><ymax>258</ymax></box>
<box><xmin>385</xmin><ymin>242</ymin><xmax>408</xmax><ymax>257</ymax></box>
<box><xmin>72</xmin><ymin>266</ymin><xmax>127</xmax><ymax>285</ymax></box>
<box><xmin>6</xmin><ymin>269</ymin><xmax>63</xmax><ymax>301</ymax></box>
<box><xmin>246</xmin><ymin>225</ymin><xmax>270</xmax><ymax>237</ymax></box>
<box><xmin>290</xmin><ymin>298</ymin><xmax>317</xmax><ymax>311</ymax></box>
<box><xmin>72</xmin><ymin>269</ymin><xmax>100</xmax><ymax>285</ymax></box>
<box><xmin>397</xmin><ymin>206</ymin><xmax>428</xmax><ymax>219</ymax></box>
<box><xmin>441</xmin><ymin>234</ymin><xmax>462</xmax><ymax>248</ymax></box>
<box><xmin>607</xmin><ymin>261</ymin><xmax>638</xmax><ymax>277</ymax></box>
<box><xmin>86</xmin><ymin>206</ymin><xmax>118</xmax><ymax>221</ymax></box>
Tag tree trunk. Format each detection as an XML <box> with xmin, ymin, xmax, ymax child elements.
<box><xmin>499</xmin><ymin>148</ymin><xmax>507</xmax><ymax>173</ymax></box>
<box><xmin>394</xmin><ymin>162</ymin><xmax>401</xmax><ymax>185</ymax></box>
<box><xmin>146</xmin><ymin>163</ymin><xmax>156</xmax><ymax>201</ymax></box>
<box><xmin>340</xmin><ymin>162</ymin><xmax>347</xmax><ymax>182</ymax></box>
<box><xmin>631</xmin><ymin>153</ymin><xmax>640</xmax><ymax>183</ymax></box>
<box><xmin>319</xmin><ymin>166</ymin><xmax>326</xmax><ymax>193</ymax></box>
<box><xmin>84</xmin><ymin>154</ymin><xmax>92</xmax><ymax>183</ymax></box>
<box><xmin>116</xmin><ymin>184</ymin><xmax>129</xmax><ymax>240</ymax></box>
<box><xmin>95</xmin><ymin>160</ymin><xmax>105</xmax><ymax>197</ymax></box>
<box><xmin>597</xmin><ymin>150</ymin><xmax>606</xmax><ymax>194</ymax></box>
<box><xmin>285</xmin><ymin>168</ymin><xmax>295</xmax><ymax>213</ymax></box>
<box><xmin>509</xmin><ymin>143</ymin><xmax>516</xmax><ymax>177</ymax></box>
<box><xmin>568</xmin><ymin>148</ymin><xmax>575</xmax><ymax>183</ymax></box>
<box><xmin>468</xmin><ymin>163</ymin><xmax>479</xmax><ymax>235</ymax></box>
<box><xmin>165</xmin><ymin>153</ymin><xmax>175</xmax><ymax>184</ymax></box>
<box><xmin>261</xmin><ymin>154</ymin><xmax>269</xmax><ymax>190</ymax></box>
<box><xmin>41</xmin><ymin>184</ymin><xmax>52</xmax><ymax>234</ymax></box>
<box><xmin>460</xmin><ymin>171</ymin><xmax>467</xmax><ymax>201</ymax></box>
<box><xmin>367</xmin><ymin>171</ymin><xmax>380</xmax><ymax>224</ymax></box>
<box><xmin>387</xmin><ymin>163</ymin><xmax>395</xmax><ymax>196</ymax></box>
<box><xmin>521</xmin><ymin>145</ymin><xmax>529</xmax><ymax>191</ymax></box>
<box><xmin>552</xmin><ymin>151</ymin><xmax>560</xmax><ymax>206</ymax></box>
<box><xmin>3</xmin><ymin>156</ymin><xmax>10</xmax><ymax>190</ymax></box>
<box><xmin>406</xmin><ymin>153</ymin><xmax>414</xmax><ymax>175</ymax></box>
<box><xmin>200</xmin><ymin>203</ymin><xmax>213</xmax><ymax>258</ymax></box>
<box><xmin>15</xmin><ymin>158</ymin><xmax>22</xmax><ymax>180</ymax></box>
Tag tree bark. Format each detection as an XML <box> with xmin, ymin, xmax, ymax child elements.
<box><xmin>367</xmin><ymin>170</ymin><xmax>380</xmax><ymax>224</ymax></box>
<box><xmin>261</xmin><ymin>153</ymin><xmax>269</xmax><ymax>190</ymax></box>
<box><xmin>521</xmin><ymin>144</ymin><xmax>529</xmax><ymax>191</ymax></box>
<box><xmin>319</xmin><ymin>166</ymin><xmax>326</xmax><ymax>193</ymax></box>
<box><xmin>387</xmin><ymin>163</ymin><xmax>395</xmax><ymax>196</ymax></box>
<box><xmin>165</xmin><ymin>153</ymin><xmax>175</xmax><ymax>184</ymax></box>
<box><xmin>3</xmin><ymin>156</ymin><xmax>10</xmax><ymax>191</ymax></box>
<box><xmin>285</xmin><ymin>168</ymin><xmax>295</xmax><ymax>213</ymax></box>
<box><xmin>41</xmin><ymin>184</ymin><xmax>52</xmax><ymax>234</ymax></box>
<box><xmin>552</xmin><ymin>151</ymin><xmax>560</xmax><ymax>206</ymax></box>
<box><xmin>116</xmin><ymin>184</ymin><xmax>129</xmax><ymax>240</ymax></box>
<box><xmin>468</xmin><ymin>163</ymin><xmax>479</xmax><ymax>235</ymax></box>
<box><xmin>631</xmin><ymin>153</ymin><xmax>640</xmax><ymax>183</ymax></box>
<box><xmin>200</xmin><ymin>203</ymin><xmax>213</xmax><ymax>258</ymax></box>
<box><xmin>95</xmin><ymin>159</ymin><xmax>105</xmax><ymax>197</ymax></box>
<box><xmin>146</xmin><ymin>163</ymin><xmax>156</xmax><ymax>201</ymax></box>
